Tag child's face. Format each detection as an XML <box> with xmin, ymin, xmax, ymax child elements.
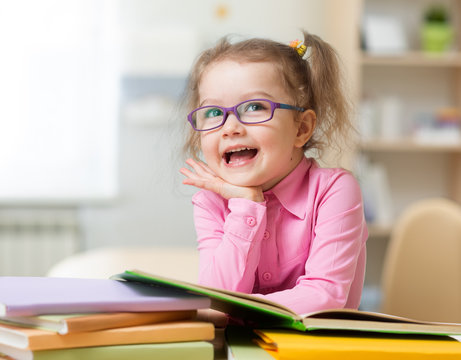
<box><xmin>198</xmin><ymin>60</ymin><xmax>312</xmax><ymax>191</ymax></box>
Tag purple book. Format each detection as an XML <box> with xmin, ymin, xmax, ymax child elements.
<box><xmin>0</xmin><ymin>276</ymin><xmax>210</xmax><ymax>317</ymax></box>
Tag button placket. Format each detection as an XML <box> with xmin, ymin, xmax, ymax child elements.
<box><xmin>262</xmin><ymin>272</ymin><xmax>272</xmax><ymax>281</ymax></box>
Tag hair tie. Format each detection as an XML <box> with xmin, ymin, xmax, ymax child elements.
<box><xmin>289</xmin><ymin>39</ymin><xmax>308</xmax><ymax>59</ymax></box>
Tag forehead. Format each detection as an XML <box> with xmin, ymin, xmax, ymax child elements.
<box><xmin>198</xmin><ymin>60</ymin><xmax>287</xmax><ymax>103</ymax></box>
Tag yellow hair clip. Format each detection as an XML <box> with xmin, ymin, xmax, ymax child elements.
<box><xmin>289</xmin><ymin>39</ymin><xmax>307</xmax><ymax>58</ymax></box>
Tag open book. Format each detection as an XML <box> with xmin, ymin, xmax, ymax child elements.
<box><xmin>115</xmin><ymin>269</ymin><xmax>461</xmax><ymax>336</ymax></box>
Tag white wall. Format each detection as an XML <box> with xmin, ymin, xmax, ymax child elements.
<box><xmin>117</xmin><ymin>0</ymin><xmax>327</xmax><ymax>46</ymax></box>
<box><xmin>79</xmin><ymin>0</ymin><xmax>330</xmax><ymax>250</ymax></box>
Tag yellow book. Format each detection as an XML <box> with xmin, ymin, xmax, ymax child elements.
<box><xmin>254</xmin><ymin>329</ymin><xmax>461</xmax><ymax>359</ymax></box>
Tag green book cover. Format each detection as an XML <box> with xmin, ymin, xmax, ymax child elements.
<box><xmin>116</xmin><ymin>269</ymin><xmax>461</xmax><ymax>336</ymax></box>
<box><xmin>116</xmin><ymin>269</ymin><xmax>305</xmax><ymax>331</ymax></box>
<box><xmin>1</xmin><ymin>341</ymin><xmax>213</xmax><ymax>360</ymax></box>
<box><xmin>226</xmin><ymin>326</ymin><xmax>274</xmax><ymax>360</ymax></box>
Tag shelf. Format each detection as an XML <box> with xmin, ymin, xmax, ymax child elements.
<box><xmin>359</xmin><ymin>139</ymin><xmax>461</xmax><ymax>153</ymax></box>
<box><xmin>360</xmin><ymin>51</ymin><xmax>461</xmax><ymax>67</ymax></box>
<box><xmin>357</xmin><ymin>0</ymin><xmax>461</xmax><ymax>289</ymax></box>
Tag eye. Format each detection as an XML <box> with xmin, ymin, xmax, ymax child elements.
<box><xmin>243</xmin><ymin>101</ymin><xmax>266</xmax><ymax>112</ymax></box>
<box><xmin>204</xmin><ymin>107</ymin><xmax>223</xmax><ymax>118</ymax></box>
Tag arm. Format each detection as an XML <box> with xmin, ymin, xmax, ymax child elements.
<box><xmin>256</xmin><ymin>172</ymin><xmax>368</xmax><ymax>314</ymax></box>
<box><xmin>193</xmin><ymin>193</ymin><xmax>267</xmax><ymax>293</ymax></box>
<box><xmin>181</xmin><ymin>158</ymin><xmax>267</xmax><ymax>292</ymax></box>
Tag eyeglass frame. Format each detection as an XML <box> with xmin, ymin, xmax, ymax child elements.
<box><xmin>187</xmin><ymin>98</ymin><xmax>306</xmax><ymax>132</ymax></box>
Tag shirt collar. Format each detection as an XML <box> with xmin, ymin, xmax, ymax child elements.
<box><xmin>265</xmin><ymin>157</ymin><xmax>314</xmax><ymax>219</ymax></box>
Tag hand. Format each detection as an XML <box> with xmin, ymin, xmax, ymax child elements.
<box><xmin>180</xmin><ymin>158</ymin><xmax>264</xmax><ymax>202</ymax></box>
<box><xmin>196</xmin><ymin>309</ymin><xmax>229</xmax><ymax>328</ymax></box>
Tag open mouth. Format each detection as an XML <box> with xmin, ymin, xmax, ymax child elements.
<box><xmin>224</xmin><ymin>147</ymin><xmax>258</xmax><ymax>164</ymax></box>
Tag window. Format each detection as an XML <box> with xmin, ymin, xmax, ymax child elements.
<box><xmin>0</xmin><ymin>0</ymin><xmax>119</xmax><ymax>203</ymax></box>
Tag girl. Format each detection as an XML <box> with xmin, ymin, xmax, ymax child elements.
<box><xmin>180</xmin><ymin>31</ymin><xmax>368</xmax><ymax>314</ymax></box>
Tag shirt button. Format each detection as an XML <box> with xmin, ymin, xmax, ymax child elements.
<box><xmin>246</xmin><ymin>216</ymin><xmax>256</xmax><ymax>227</ymax></box>
<box><xmin>262</xmin><ymin>272</ymin><xmax>272</xmax><ymax>281</ymax></box>
<box><xmin>263</xmin><ymin>231</ymin><xmax>270</xmax><ymax>240</ymax></box>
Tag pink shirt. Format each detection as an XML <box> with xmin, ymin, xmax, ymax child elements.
<box><xmin>192</xmin><ymin>157</ymin><xmax>368</xmax><ymax>314</ymax></box>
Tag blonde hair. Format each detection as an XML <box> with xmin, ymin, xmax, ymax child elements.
<box><xmin>182</xmin><ymin>30</ymin><xmax>353</xmax><ymax>160</ymax></box>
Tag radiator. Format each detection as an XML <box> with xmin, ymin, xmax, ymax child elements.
<box><xmin>0</xmin><ymin>209</ymin><xmax>80</xmax><ymax>276</ymax></box>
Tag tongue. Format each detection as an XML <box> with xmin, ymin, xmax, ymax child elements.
<box><xmin>228</xmin><ymin>149</ymin><xmax>257</xmax><ymax>163</ymax></box>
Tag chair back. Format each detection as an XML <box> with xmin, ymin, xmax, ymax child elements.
<box><xmin>381</xmin><ymin>198</ymin><xmax>461</xmax><ymax>322</ymax></box>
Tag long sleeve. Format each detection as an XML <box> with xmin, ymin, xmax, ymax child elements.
<box><xmin>190</xmin><ymin>158</ymin><xmax>368</xmax><ymax>315</ymax></box>
<box><xmin>256</xmin><ymin>171</ymin><xmax>368</xmax><ymax>314</ymax></box>
<box><xmin>192</xmin><ymin>191</ymin><xmax>267</xmax><ymax>293</ymax></box>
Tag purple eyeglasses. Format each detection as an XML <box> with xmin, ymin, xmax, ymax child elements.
<box><xmin>187</xmin><ymin>98</ymin><xmax>305</xmax><ymax>131</ymax></box>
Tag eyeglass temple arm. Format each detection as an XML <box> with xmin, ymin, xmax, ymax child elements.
<box><xmin>278</xmin><ymin>103</ymin><xmax>305</xmax><ymax>112</ymax></box>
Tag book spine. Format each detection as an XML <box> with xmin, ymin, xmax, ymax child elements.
<box><xmin>27</xmin><ymin>322</ymin><xmax>214</xmax><ymax>350</ymax></box>
<box><xmin>64</xmin><ymin>310</ymin><xmax>196</xmax><ymax>334</ymax></box>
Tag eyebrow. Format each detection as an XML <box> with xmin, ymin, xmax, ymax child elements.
<box><xmin>199</xmin><ymin>92</ymin><xmax>276</xmax><ymax>107</ymax></box>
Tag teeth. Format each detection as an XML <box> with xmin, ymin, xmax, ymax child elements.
<box><xmin>227</xmin><ymin>147</ymin><xmax>251</xmax><ymax>153</ymax></box>
<box><xmin>223</xmin><ymin>147</ymin><xmax>255</xmax><ymax>164</ymax></box>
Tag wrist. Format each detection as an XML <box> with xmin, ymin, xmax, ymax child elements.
<box><xmin>246</xmin><ymin>188</ymin><xmax>264</xmax><ymax>203</ymax></box>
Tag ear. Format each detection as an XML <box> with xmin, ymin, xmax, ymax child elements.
<box><xmin>294</xmin><ymin>109</ymin><xmax>316</xmax><ymax>148</ymax></box>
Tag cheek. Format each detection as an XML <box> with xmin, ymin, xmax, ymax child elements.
<box><xmin>258</xmin><ymin>127</ymin><xmax>295</xmax><ymax>150</ymax></box>
<box><xmin>200</xmin><ymin>134</ymin><xmax>219</xmax><ymax>163</ymax></box>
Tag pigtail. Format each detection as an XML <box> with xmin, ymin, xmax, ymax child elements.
<box><xmin>302</xmin><ymin>31</ymin><xmax>354</xmax><ymax>156</ymax></box>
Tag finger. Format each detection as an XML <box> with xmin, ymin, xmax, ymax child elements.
<box><xmin>195</xmin><ymin>161</ymin><xmax>217</xmax><ymax>176</ymax></box>
<box><xmin>186</xmin><ymin>159</ymin><xmax>216</xmax><ymax>179</ymax></box>
<box><xmin>179</xmin><ymin>167</ymin><xmax>199</xmax><ymax>180</ymax></box>
<box><xmin>185</xmin><ymin>158</ymin><xmax>207</xmax><ymax>176</ymax></box>
<box><xmin>180</xmin><ymin>166</ymin><xmax>221</xmax><ymax>192</ymax></box>
<box><xmin>183</xmin><ymin>176</ymin><xmax>221</xmax><ymax>193</ymax></box>
<box><xmin>185</xmin><ymin>158</ymin><xmax>197</xmax><ymax>167</ymax></box>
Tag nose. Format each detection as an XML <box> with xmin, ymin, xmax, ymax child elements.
<box><xmin>221</xmin><ymin>111</ymin><xmax>245</xmax><ymax>136</ymax></box>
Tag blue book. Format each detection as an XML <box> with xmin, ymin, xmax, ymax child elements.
<box><xmin>0</xmin><ymin>276</ymin><xmax>210</xmax><ymax>317</ymax></box>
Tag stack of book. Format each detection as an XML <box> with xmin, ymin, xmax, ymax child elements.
<box><xmin>117</xmin><ymin>270</ymin><xmax>461</xmax><ymax>359</ymax></box>
<box><xmin>4</xmin><ymin>270</ymin><xmax>461</xmax><ymax>359</ymax></box>
<box><xmin>0</xmin><ymin>276</ymin><xmax>214</xmax><ymax>360</ymax></box>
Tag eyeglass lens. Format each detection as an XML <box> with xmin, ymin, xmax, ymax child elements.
<box><xmin>192</xmin><ymin>99</ymin><xmax>273</xmax><ymax>131</ymax></box>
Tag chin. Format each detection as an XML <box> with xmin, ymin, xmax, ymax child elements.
<box><xmin>224</xmin><ymin>175</ymin><xmax>261</xmax><ymax>188</ymax></box>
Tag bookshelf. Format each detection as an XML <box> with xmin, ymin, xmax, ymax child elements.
<box><xmin>360</xmin><ymin>51</ymin><xmax>461</xmax><ymax>67</ymax></box>
<box><xmin>360</xmin><ymin>139</ymin><xmax>461</xmax><ymax>153</ymax></box>
<box><xmin>354</xmin><ymin>0</ymin><xmax>461</xmax><ymax>295</ymax></box>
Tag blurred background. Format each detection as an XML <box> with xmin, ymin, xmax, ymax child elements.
<box><xmin>0</xmin><ymin>0</ymin><xmax>460</xmax><ymax>312</ymax></box>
